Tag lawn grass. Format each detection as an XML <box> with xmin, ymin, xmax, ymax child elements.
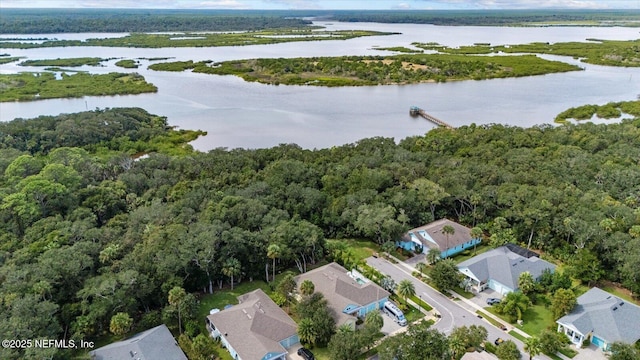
<box><xmin>327</xmin><ymin>238</ymin><xmax>381</xmax><ymax>263</ymax></box>
<box><xmin>452</xmin><ymin>286</ymin><xmax>475</xmax><ymax>299</ymax></box>
<box><xmin>410</xmin><ymin>294</ymin><xmax>433</xmax><ymax>311</ymax></box>
<box><xmin>485</xmin><ymin>303</ymin><xmax>555</xmax><ymax>336</ymax></box>
<box><xmin>476</xmin><ymin>310</ymin><xmax>508</xmax><ymax>329</ymax></box>
<box><xmin>508</xmin><ymin>330</ymin><xmax>527</xmax><ymax>342</ymax></box>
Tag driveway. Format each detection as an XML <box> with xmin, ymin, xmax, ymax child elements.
<box><xmin>366</xmin><ymin>256</ymin><xmax>552</xmax><ymax>360</ymax></box>
<box><xmin>471</xmin><ymin>288</ymin><xmax>503</xmax><ymax>309</ymax></box>
<box><xmin>379</xmin><ymin>309</ymin><xmax>403</xmax><ymax>335</ymax></box>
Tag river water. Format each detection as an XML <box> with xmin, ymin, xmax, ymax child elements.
<box><xmin>1</xmin><ymin>22</ymin><xmax>639</xmax><ymax>150</ymax></box>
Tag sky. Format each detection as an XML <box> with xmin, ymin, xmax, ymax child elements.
<box><xmin>1</xmin><ymin>0</ymin><xmax>639</xmax><ymax>10</ymax></box>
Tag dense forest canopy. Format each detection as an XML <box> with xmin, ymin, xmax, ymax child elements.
<box><xmin>2</xmin><ymin>9</ymin><xmax>639</xmax><ymax>34</ymax></box>
<box><xmin>0</xmin><ymin>9</ymin><xmax>312</xmax><ymax>33</ymax></box>
<box><xmin>0</xmin><ymin>105</ymin><xmax>639</xmax><ymax>359</ymax></box>
<box><xmin>328</xmin><ymin>9</ymin><xmax>640</xmax><ymax>26</ymax></box>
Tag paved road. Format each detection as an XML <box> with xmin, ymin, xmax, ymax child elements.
<box><xmin>367</xmin><ymin>256</ymin><xmax>550</xmax><ymax>360</ymax></box>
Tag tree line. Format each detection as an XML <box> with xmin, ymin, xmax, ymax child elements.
<box><xmin>0</xmin><ymin>9</ymin><xmax>312</xmax><ymax>34</ymax></box>
<box><xmin>0</xmin><ymin>105</ymin><xmax>639</xmax><ymax>358</ymax></box>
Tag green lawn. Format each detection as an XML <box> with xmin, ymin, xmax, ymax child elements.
<box><xmin>486</xmin><ymin>303</ymin><xmax>555</xmax><ymax>336</ymax></box>
<box><xmin>508</xmin><ymin>330</ymin><xmax>527</xmax><ymax>342</ymax></box>
<box><xmin>327</xmin><ymin>238</ymin><xmax>381</xmax><ymax>262</ymax></box>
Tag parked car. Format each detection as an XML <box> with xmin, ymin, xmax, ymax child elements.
<box><xmin>494</xmin><ymin>338</ymin><xmax>504</xmax><ymax>346</ymax></box>
<box><xmin>298</xmin><ymin>347</ymin><xmax>315</xmax><ymax>360</ymax></box>
<box><xmin>486</xmin><ymin>298</ymin><xmax>501</xmax><ymax>305</ymax></box>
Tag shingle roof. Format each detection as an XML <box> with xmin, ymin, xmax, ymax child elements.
<box><xmin>294</xmin><ymin>263</ymin><xmax>390</xmax><ymax>325</ymax></box>
<box><xmin>402</xmin><ymin>219</ymin><xmax>473</xmax><ymax>252</ymax></box>
<box><xmin>557</xmin><ymin>287</ymin><xmax>640</xmax><ymax>344</ymax></box>
<box><xmin>89</xmin><ymin>324</ymin><xmax>187</xmax><ymax>360</ymax></box>
<box><xmin>206</xmin><ymin>289</ymin><xmax>297</xmax><ymax>360</ymax></box>
<box><xmin>457</xmin><ymin>246</ymin><xmax>556</xmax><ymax>291</ymax></box>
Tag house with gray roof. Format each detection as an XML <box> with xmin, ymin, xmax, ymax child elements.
<box><xmin>398</xmin><ymin>219</ymin><xmax>481</xmax><ymax>258</ymax></box>
<box><xmin>294</xmin><ymin>262</ymin><xmax>390</xmax><ymax>329</ymax></box>
<box><xmin>457</xmin><ymin>245</ymin><xmax>556</xmax><ymax>295</ymax></box>
<box><xmin>556</xmin><ymin>287</ymin><xmax>640</xmax><ymax>351</ymax></box>
<box><xmin>206</xmin><ymin>288</ymin><xmax>298</xmax><ymax>360</ymax></box>
<box><xmin>89</xmin><ymin>324</ymin><xmax>187</xmax><ymax>360</ymax></box>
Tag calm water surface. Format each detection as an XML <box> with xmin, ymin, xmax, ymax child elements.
<box><xmin>1</xmin><ymin>22</ymin><xmax>639</xmax><ymax>150</ymax></box>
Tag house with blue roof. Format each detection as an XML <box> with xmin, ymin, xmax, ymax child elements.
<box><xmin>398</xmin><ymin>219</ymin><xmax>481</xmax><ymax>258</ymax></box>
<box><xmin>556</xmin><ymin>287</ymin><xmax>640</xmax><ymax>351</ymax></box>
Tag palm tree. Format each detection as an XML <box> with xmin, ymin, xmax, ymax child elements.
<box><xmin>427</xmin><ymin>248</ymin><xmax>442</xmax><ymax>265</ymax></box>
<box><xmin>297</xmin><ymin>318</ymin><xmax>317</xmax><ymax>346</ymax></box>
<box><xmin>497</xmin><ymin>291</ymin><xmax>532</xmax><ymax>322</ymax></box>
<box><xmin>470</xmin><ymin>226</ymin><xmax>483</xmax><ymax>254</ymax></box>
<box><xmin>222</xmin><ymin>257</ymin><xmax>241</xmax><ymax>290</ymax></box>
<box><xmin>524</xmin><ymin>336</ymin><xmax>542</xmax><ymax>360</ymax></box>
<box><xmin>441</xmin><ymin>224</ymin><xmax>455</xmax><ymax>258</ymax></box>
<box><xmin>267</xmin><ymin>243</ymin><xmax>281</xmax><ymax>283</ymax></box>
<box><xmin>168</xmin><ymin>286</ymin><xmax>187</xmax><ymax>334</ymax></box>
<box><xmin>518</xmin><ymin>271</ymin><xmax>536</xmax><ymax>295</ymax></box>
<box><xmin>300</xmin><ymin>279</ymin><xmax>315</xmax><ymax>296</ymax></box>
<box><xmin>364</xmin><ymin>309</ymin><xmax>384</xmax><ymax>331</ymax></box>
<box><xmin>397</xmin><ymin>279</ymin><xmax>416</xmax><ymax>307</ymax></box>
<box><xmin>449</xmin><ymin>334</ymin><xmax>467</xmax><ymax>360</ymax></box>
<box><xmin>381</xmin><ymin>241</ymin><xmax>395</xmax><ymax>258</ymax></box>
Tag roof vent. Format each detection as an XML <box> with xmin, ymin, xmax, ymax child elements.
<box><xmin>607</xmin><ymin>296</ymin><xmax>612</xmax><ymax>299</ymax></box>
<box><xmin>613</xmin><ymin>306</ymin><xmax>618</xmax><ymax>311</ymax></box>
<box><xmin>620</xmin><ymin>302</ymin><xmax>624</xmax><ymax>306</ymax></box>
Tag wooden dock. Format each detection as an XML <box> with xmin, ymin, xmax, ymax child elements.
<box><xmin>410</xmin><ymin>106</ymin><xmax>455</xmax><ymax>129</ymax></box>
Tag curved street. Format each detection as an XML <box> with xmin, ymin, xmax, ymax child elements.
<box><xmin>366</xmin><ymin>256</ymin><xmax>552</xmax><ymax>360</ymax></box>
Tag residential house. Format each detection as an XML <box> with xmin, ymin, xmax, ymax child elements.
<box><xmin>294</xmin><ymin>262</ymin><xmax>390</xmax><ymax>329</ymax></box>
<box><xmin>397</xmin><ymin>219</ymin><xmax>481</xmax><ymax>258</ymax></box>
<box><xmin>89</xmin><ymin>324</ymin><xmax>187</xmax><ymax>360</ymax></box>
<box><xmin>457</xmin><ymin>244</ymin><xmax>556</xmax><ymax>295</ymax></box>
<box><xmin>556</xmin><ymin>287</ymin><xmax>640</xmax><ymax>351</ymax></box>
<box><xmin>206</xmin><ymin>289</ymin><xmax>299</xmax><ymax>360</ymax></box>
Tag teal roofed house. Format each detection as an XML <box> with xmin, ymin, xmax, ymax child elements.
<box><xmin>556</xmin><ymin>287</ymin><xmax>640</xmax><ymax>351</ymax></box>
<box><xmin>398</xmin><ymin>219</ymin><xmax>481</xmax><ymax>258</ymax></box>
<box><xmin>294</xmin><ymin>262</ymin><xmax>390</xmax><ymax>330</ymax></box>
<box><xmin>206</xmin><ymin>289</ymin><xmax>299</xmax><ymax>360</ymax></box>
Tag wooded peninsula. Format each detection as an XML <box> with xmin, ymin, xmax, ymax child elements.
<box><xmin>150</xmin><ymin>53</ymin><xmax>580</xmax><ymax>86</ymax></box>
<box><xmin>0</xmin><ymin>72</ymin><xmax>157</xmax><ymax>102</ymax></box>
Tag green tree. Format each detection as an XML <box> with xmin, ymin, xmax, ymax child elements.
<box><xmin>300</xmin><ymin>279</ymin><xmax>315</xmax><ymax>296</ymax></box>
<box><xmin>378</xmin><ymin>320</ymin><xmax>450</xmax><ymax>360</ymax></box>
<box><xmin>470</xmin><ymin>226</ymin><xmax>483</xmax><ymax>254</ymax></box>
<box><xmin>276</xmin><ymin>273</ymin><xmax>297</xmax><ymax>310</ymax></box>
<box><xmin>427</xmin><ymin>248</ymin><xmax>442</xmax><ymax>264</ymax></box>
<box><xmin>380</xmin><ymin>275</ymin><xmax>397</xmax><ymax>293</ymax></box>
<box><xmin>496</xmin><ymin>291</ymin><xmax>531</xmax><ymax>322</ymax></box>
<box><xmin>449</xmin><ymin>334</ymin><xmax>467</xmax><ymax>360</ymax></box>
<box><xmin>382</xmin><ymin>241</ymin><xmax>396</xmax><ymax>258</ymax></box>
<box><xmin>539</xmin><ymin>329</ymin><xmax>567</xmax><ymax>355</ymax></box>
<box><xmin>430</xmin><ymin>259</ymin><xmax>462</xmax><ymax>292</ymax></box>
<box><xmin>168</xmin><ymin>286</ymin><xmax>187</xmax><ymax>334</ymax></box>
<box><xmin>524</xmin><ymin>336</ymin><xmax>542</xmax><ymax>360</ymax></box>
<box><xmin>496</xmin><ymin>340</ymin><xmax>521</xmax><ymax>360</ymax></box>
<box><xmin>397</xmin><ymin>279</ymin><xmax>416</xmax><ymax>307</ymax></box>
<box><xmin>518</xmin><ymin>271</ymin><xmax>536</xmax><ymax>296</ymax></box>
<box><xmin>222</xmin><ymin>257</ymin><xmax>241</xmax><ymax>290</ymax></box>
<box><xmin>551</xmin><ymin>288</ymin><xmax>577</xmax><ymax>320</ymax></box>
<box><xmin>297</xmin><ymin>318</ymin><xmax>317</xmax><ymax>346</ymax></box>
<box><xmin>109</xmin><ymin>312</ymin><xmax>133</xmax><ymax>336</ymax></box>
<box><xmin>267</xmin><ymin>243</ymin><xmax>281</xmax><ymax>283</ymax></box>
<box><xmin>442</xmin><ymin>224</ymin><xmax>455</xmax><ymax>258</ymax></box>
<box><xmin>328</xmin><ymin>329</ymin><xmax>363</xmax><ymax>360</ymax></box>
<box><xmin>608</xmin><ymin>342</ymin><xmax>640</xmax><ymax>360</ymax></box>
<box><xmin>568</xmin><ymin>249</ymin><xmax>604</xmax><ymax>286</ymax></box>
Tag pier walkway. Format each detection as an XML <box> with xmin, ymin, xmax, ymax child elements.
<box><xmin>410</xmin><ymin>106</ymin><xmax>455</xmax><ymax>129</ymax></box>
